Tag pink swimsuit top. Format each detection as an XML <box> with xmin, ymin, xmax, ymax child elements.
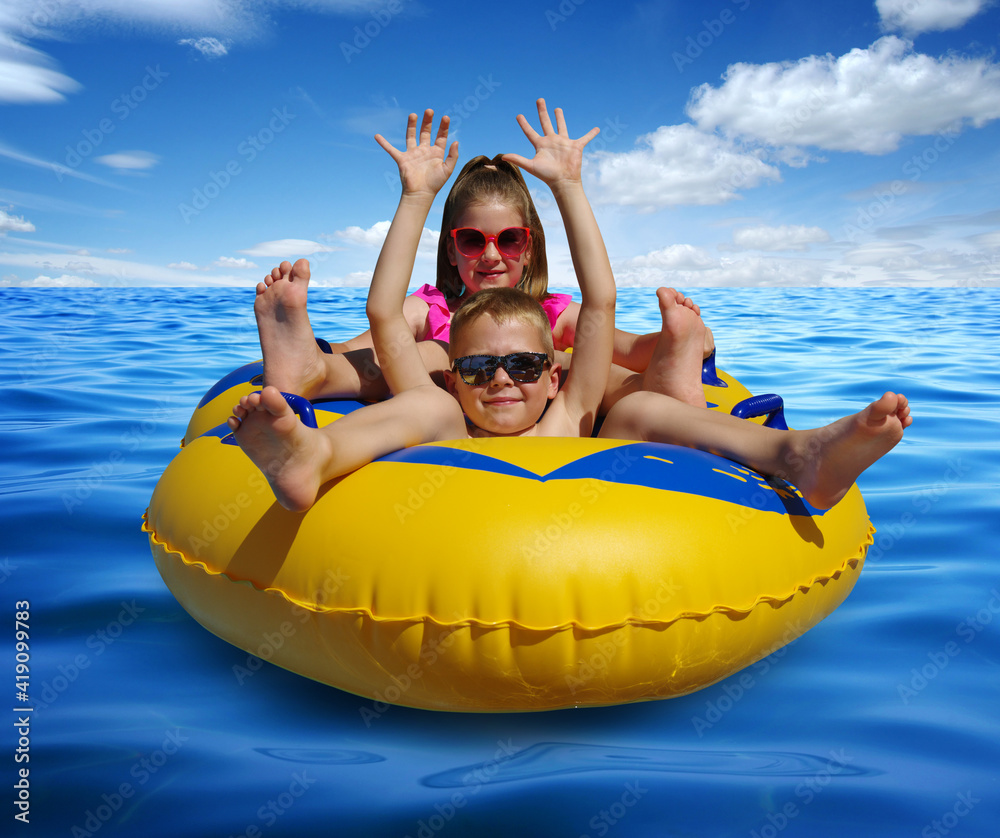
<box><xmin>411</xmin><ymin>284</ymin><xmax>573</xmax><ymax>343</ymax></box>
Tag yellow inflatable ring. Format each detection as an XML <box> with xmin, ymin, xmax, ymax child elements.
<box><xmin>143</xmin><ymin>357</ymin><xmax>872</xmax><ymax>713</ymax></box>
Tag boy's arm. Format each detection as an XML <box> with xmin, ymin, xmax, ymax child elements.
<box><xmin>504</xmin><ymin>100</ymin><xmax>616</xmax><ymax>435</ymax></box>
<box><xmin>366</xmin><ymin>110</ymin><xmax>458</xmax><ymax>396</ymax></box>
<box><xmin>548</xmin><ymin>178</ymin><xmax>616</xmax><ymax>432</ymax></box>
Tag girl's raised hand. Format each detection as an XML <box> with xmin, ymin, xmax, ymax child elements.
<box><xmin>375</xmin><ymin>109</ymin><xmax>459</xmax><ymax>199</ymax></box>
<box><xmin>502</xmin><ymin>99</ymin><xmax>600</xmax><ymax>188</ymax></box>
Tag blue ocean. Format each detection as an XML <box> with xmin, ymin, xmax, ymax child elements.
<box><xmin>3</xmin><ymin>286</ymin><xmax>998</xmax><ymax>837</ymax></box>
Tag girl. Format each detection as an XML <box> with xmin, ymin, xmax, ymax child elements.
<box><xmin>253</xmin><ymin>104</ymin><xmax>711</xmax><ymax>411</ymax></box>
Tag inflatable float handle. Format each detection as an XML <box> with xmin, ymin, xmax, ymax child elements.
<box><xmin>730</xmin><ymin>393</ymin><xmax>789</xmax><ymax>430</ymax></box>
<box><xmin>281</xmin><ymin>392</ymin><xmax>318</xmax><ymax>429</ymax></box>
<box><xmin>701</xmin><ymin>349</ymin><xmax>726</xmax><ymax>387</ymax></box>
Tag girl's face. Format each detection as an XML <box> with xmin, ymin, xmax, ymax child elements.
<box><xmin>447</xmin><ymin>202</ymin><xmax>531</xmax><ymax>298</ymax></box>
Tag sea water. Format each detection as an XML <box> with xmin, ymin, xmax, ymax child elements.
<box><xmin>2</xmin><ymin>286</ymin><xmax>998</xmax><ymax>837</ymax></box>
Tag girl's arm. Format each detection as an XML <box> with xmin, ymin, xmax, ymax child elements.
<box><xmin>323</xmin><ymin>295</ymin><xmax>435</xmax><ymax>354</ymax></box>
<box><xmin>366</xmin><ymin>110</ymin><xmax>458</xmax><ymax>396</ymax></box>
<box><xmin>553</xmin><ymin>303</ymin><xmax>711</xmax><ymax>372</ymax></box>
<box><xmin>504</xmin><ymin>100</ymin><xmax>616</xmax><ymax>436</ymax></box>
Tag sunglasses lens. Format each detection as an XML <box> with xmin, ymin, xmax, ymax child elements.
<box><xmin>504</xmin><ymin>353</ymin><xmax>544</xmax><ymax>381</ymax></box>
<box><xmin>456</xmin><ymin>357</ymin><xmax>495</xmax><ymax>386</ymax></box>
<box><xmin>496</xmin><ymin>228</ymin><xmax>529</xmax><ymax>257</ymax></box>
<box><xmin>454</xmin><ymin>229</ymin><xmax>486</xmax><ymax>257</ymax></box>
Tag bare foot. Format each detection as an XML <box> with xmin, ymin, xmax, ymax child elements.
<box><xmin>640</xmin><ymin>287</ymin><xmax>708</xmax><ymax>407</ymax></box>
<box><xmin>227</xmin><ymin>386</ymin><xmax>331</xmax><ymax>512</ymax></box>
<box><xmin>255</xmin><ymin>259</ymin><xmax>328</xmax><ymax>397</ymax></box>
<box><xmin>788</xmin><ymin>392</ymin><xmax>913</xmax><ymax>510</ymax></box>
<box><xmin>703</xmin><ymin>326</ymin><xmax>716</xmax><ymax>360</ymax></box>
<box><xmin>655</xmin><ymin>288</ymin><xmax>714</xmax><ymax>358</ymax></box>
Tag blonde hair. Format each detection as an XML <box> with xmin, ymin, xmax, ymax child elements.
<box><xmin>449</xmin><ymin>287</ymin><xmax>554</xmax><ymax>361</ymax></box>
<box><xmin>436</xmin><ymin>154</ymin><xmax>549</xmax><ymax>302</ymax></box>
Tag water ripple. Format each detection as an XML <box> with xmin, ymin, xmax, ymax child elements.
<box><xmin>255</xmin><ymin>748</ymin><xmax>386</xmax><ymax>765</ymax></box>
<box><xmin>422</xmin><ymin>742</ymin><xmax>875</xmax><ymax>788</ymax></box>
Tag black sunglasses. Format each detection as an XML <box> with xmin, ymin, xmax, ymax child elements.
<box><xmin>451</xmin><ymin>352</ymin><xmax>550</xmax><ymax>386</ymax></box>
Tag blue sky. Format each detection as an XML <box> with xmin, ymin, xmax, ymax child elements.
<box><xmin>1</xmin><ymin>0</ymin><xmax>998</xmax><ymax>288</ymax></box>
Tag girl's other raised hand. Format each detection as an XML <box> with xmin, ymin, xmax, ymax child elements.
<box><xmin>375</xmin><ymin>109</ymin><xmax>459</xmax><ymax>199</ymax></box>
<box><xmin>502</xmin><ymin>99</ymin><xmax>600</xmax><ymax>189</ymax></box>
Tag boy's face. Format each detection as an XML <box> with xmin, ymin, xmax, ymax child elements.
<box><xmin>445</xmin><ymin>314</ymin><xmax>559</xmax><ymax>437</ymax></box>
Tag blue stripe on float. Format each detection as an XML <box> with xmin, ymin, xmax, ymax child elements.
<box><xmin>196</xmin><ymin>361</ymin><xmax>264</xmax><ymax>408</ymax></box>
<box><xmin>378</xmin><ymin>445</ymin><xmax>544</xmax><ymax>481</ymax></box>
<box><xmin>377</xmin><ymin>442</ymin><xmax>822</xmax><ymax>517</ymax></box>
<box><xmin>207</xmin><ymin>403</ymin><xmax>821</xmax><ymax>516</ymax></box>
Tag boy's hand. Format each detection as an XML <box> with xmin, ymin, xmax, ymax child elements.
<box><xmin>503</xmin><ymin>99</ymin><xmax>599</xmax><ymax>189</ymax></box>
<box><xmin>375</xmin><ymin>109</ymin><xmax>459</xmax><ymax>200</ymax></box>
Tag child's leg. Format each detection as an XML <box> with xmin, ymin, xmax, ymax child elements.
<box><xmin>228</xmin><ymin>384</ymin><xmax>465</xmax><ymax>512</ymax></box>
<box><xmin>315</xmin><ymin>342</ymin><xmax>451</xmax><ymax>400</ymax></box>
<box><xmin>254</xmin><ymin>259</ymin><xmax>330</xmax><ymax>398</ymax></box>
<box><xmin>600</xmin><ymin>288</ymin><xmax>708</xmax><ymax>412</ymax></box>
<box><xmin>637</xmin><ymin>287</ymin><xmax>707</xmax><ymax>408</ymax></box>
<box><xmin>599</xmin><ymin>390</ymin><xmax>912</xmax><ymax>510</ymax></box>
<box><xmin>255</xmin><ymin>259</ymin><xmax>450</xmax><ymax>399</ymax></box>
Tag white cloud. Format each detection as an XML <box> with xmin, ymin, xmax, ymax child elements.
<box><xmin>620</xmin><ymin>244</ymin><xmax>716</xmax><ymax>270</ymax></box>
<box><xmin>342</xmin><ymin>105</ymin><xmax>407</xmax><ymax>137</ymax></box>
<box><xmin>0</xmin><ymin>208</ymin><xmax>35</xmax><ymax>234</ymax></box>
<box><xmin>0</xmin><ymin>142</ymin><xmax>125</xmax><ymax>188</ymax></box>
<box><xmin>106</xmin><ymin>247</ymin><xmax>132</xmax><ymax>253</ymax></box>
<box><xmin>310</xmin><ymin>269</ymin><xmax>374</xmax><ymax>288</ymax></box>
<box><xmin>877</xmin><ymin>0</ymin><xmax>987</xmax><ymax>35</ymax></box>
<box><xmin>238</xmin><ymin>239</ymin><xmax>341</xmax><ymax>258</ymax></box>
<box><xmin>608</xmin><ymin>231</ymin><xmax>1000</xmax><ymax>287</ymax></box>
<box><xmin>0</xmin><ymin>42</ymin><xmax>81</xmax><ymax>104</ymax></box>
<box><xmin>833</xmin><ymin>238</ymin><xmax>1000</xmax><ymax>284</ymax></box>
<box><xmin>20</xmin><ymin>274</ymin><xmax>98</xmax><ymax>287</ymax></box>
<box><xmin>587</xmin><ymin>124</ymin><xmax>781</xmax><ymax>210</ymax></box>
<box><xmin>331</xmin><ymin>221</ymin><xmax>439</xmax><ymax>255</ymax></box>
<box><xmin>730</xmin><ymin>225</ymin><xmax>832</xmax><ymax>252</ymax></box>
<box><xmin>95</xmin><ymin>150</ymin><xmax>161</xmax><ymax>171</ymax></box>
<box><xmin>178</xmin><ymin>36</ymin><xmax>229</xmax><ymax>58</ymax></box>
<box><xmin>0</xmin><ymin>1</ymin><xmax>373</xmax><ymax>104</ymax></box>
<box><xmin>213</xmin><ymin>256</ymin><xmax>257</xmax><ymax>269</ymax></box>
<box><xmin>969</xmin><ymin>230</ymin><xmax>1000</xmax><ymax>249</ymax></box>
<box><xmin>0</xmin><ymin>249</ymin><xmax>260</xmax><ymax>285</ymax></box>
<box><xmin>612</xmin><ymin>251</ymin><xmax>835</xmax><ymax>287</ymax></box>
<box><xmin>688</xmin><ymin>36</ymin><xmax>1000</xmax><ymax>154</ymax></box>
<box><xmin>842</xmin><ymin>241</ymin><xmax>925</xmax><ymax>265</ymax></box>
<box><xmin>333</xmin><ymin>220</ymin><xmax>391</xmax><ymax>246</ymax></box>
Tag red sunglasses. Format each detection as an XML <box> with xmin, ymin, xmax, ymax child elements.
<box><xmin>450</xmin><ymin>227</ymin><xmax>531</xmax><ymax>259</ymax></box>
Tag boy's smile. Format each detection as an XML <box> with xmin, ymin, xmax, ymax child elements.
<box><xmin>446</xmin><ymin>315</ymin><xmax>558</xmax><ymax>437</ymax></box>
